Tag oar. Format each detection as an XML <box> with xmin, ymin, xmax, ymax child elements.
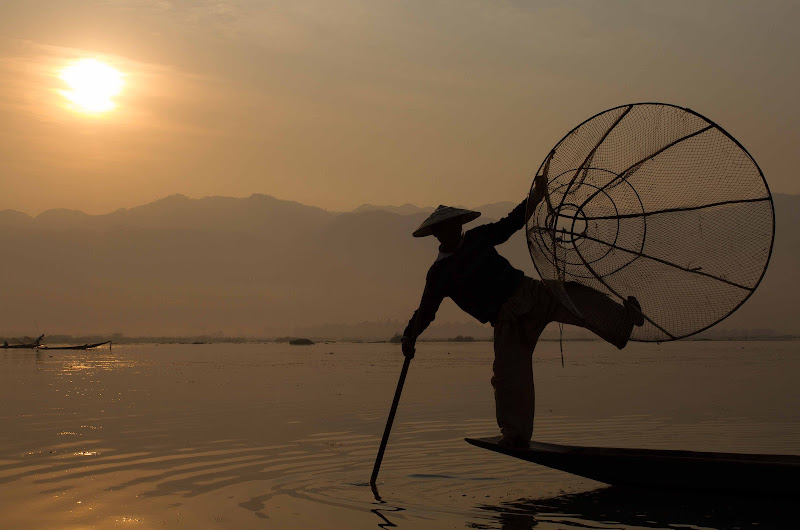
<box><xmin>370</xmin><ymin>354</ymin><xmax>412</xmax><ymax>490</ymax></box>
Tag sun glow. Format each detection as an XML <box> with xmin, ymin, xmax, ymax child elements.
<box><xmin>59</xmin><ymin>58</ymin><xmax>124</xmax><ymax>113</ymax></box>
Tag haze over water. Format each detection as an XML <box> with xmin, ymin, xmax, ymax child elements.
<box><xmin>2</xmin><ymin>340</ymin><xmax>798</xmax><ymax>529</ymax></box>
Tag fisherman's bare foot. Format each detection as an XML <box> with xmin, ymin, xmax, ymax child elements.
<box><xmin>625</xmin><ymin>296</ymin><xmax>644</xmax><ymax>326</ymax></box>
<box><xmin>613</xmin><ymin>296</ymin><xmax>644</xmax><ymax>349</ymax></box>
<box><xmin>498</xmin><ymin>433</ymin><xmax>530</xmax><ymax>449</ymax></box>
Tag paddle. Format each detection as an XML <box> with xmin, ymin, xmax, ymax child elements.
<box><xmin>370</xmin><ymin>354</ymin><xmax>412</xmax><ymax>490</ymax></box>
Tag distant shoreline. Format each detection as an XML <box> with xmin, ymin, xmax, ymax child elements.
<box><xmin>12</xmin><ymin>334</ymin><xmax>799</xmax><ymax>346</ymax></box>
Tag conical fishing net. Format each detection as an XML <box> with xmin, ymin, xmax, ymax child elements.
<box><xmin>526</xmin><ymin>103</ymin><xmax>774</xmax><ymax>342</ymax></box>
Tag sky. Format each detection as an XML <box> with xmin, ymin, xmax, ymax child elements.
<box><xmin>0</xmin><ymin>0</ymin><xmax>797</xmax><ymax>215</ymax></box>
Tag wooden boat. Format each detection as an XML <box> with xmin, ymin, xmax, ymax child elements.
<box><xmin>38</xmin><ymin>340</ymin><xmax>112</xmax><ymax>351</ymax></box>
<box><xmin>3</xmin><ymin>335</ymin><xmax>44</xmax><ymax>349</ymax></box>
<box><xmin>466</xmin><ymin>436</ymin><xmax>800</xmax><ymax>496</ymax></box>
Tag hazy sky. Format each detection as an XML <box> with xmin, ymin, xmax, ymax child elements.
<box><xmin>0</xmin><ymin>1</ymin><xmax>797</xmax><ymax>215</ymax></box>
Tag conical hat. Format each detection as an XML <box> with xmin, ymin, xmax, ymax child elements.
<box><xmin>412</xmin><ymin>205</ymin><xmax>481</xmax><ymax>238</ymax></box>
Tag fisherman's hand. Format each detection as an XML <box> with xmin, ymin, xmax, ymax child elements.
<box><xmin>401</xmin><ymin>336</ymin><xmax>416</xmax><ymax>359</ymax></box>
<box><xmin>531</xmin><ymin>173</ymin><xmax>548</xmax><ymax>206</ymax></box>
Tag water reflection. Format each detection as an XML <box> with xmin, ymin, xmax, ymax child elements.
<box><xmin>366</xmin><ymin>482</ymin><xmax>404</xmax><ymax>528</ymax></box>
<box><xmin>4</xmin><ymin>342</ymin><xmax>799</xmax><ymax>528</ymax></box>
<box><xmin>475</xmin><ymin>486</ymin><xmax>797</xmax><ymax>529</ymax></box>
<box><xmin>3</xmin><ymin>347</ymin><xmax>140</xmax><ymax>374</ymax></box>
<box><xmin>2</xmin><ymin>349</ymin><xmax>44</xmax><ymax>364</ymax></box>
<box><xmin>371</xmin><ymin>502</ymin><xmax>405</xmax><ymax>529</ymax></box>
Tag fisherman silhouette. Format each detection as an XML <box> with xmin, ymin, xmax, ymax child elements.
<box><xmin>401</xmin><ymin>175</ymin><xmax>643</xmax><ymax>449</ymax></box>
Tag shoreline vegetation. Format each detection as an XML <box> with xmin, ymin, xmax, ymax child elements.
<box><xmin>4</xmin><ymin>333</ymin><xmax>798</xmax><ymax>346</ymax></box>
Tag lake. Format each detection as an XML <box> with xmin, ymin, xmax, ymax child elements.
<box><xmin>1</xmin><ymin>340</ymin><xmax>798</xmax><ymax>529</ymax></box>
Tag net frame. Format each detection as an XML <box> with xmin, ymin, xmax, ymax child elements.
<box><xmin>526</xmin><ymin>102</ymin><xmax>775</xmax><ymax>342</ymax></box>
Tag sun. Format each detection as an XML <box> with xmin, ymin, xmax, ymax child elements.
<box><xmin>59</xmin><ymin>58</ymin><xmax>124</xmax><ymax>113</ymax></box>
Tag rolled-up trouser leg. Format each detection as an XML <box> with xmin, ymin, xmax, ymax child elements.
<box><xmin>491</xmin><ymin>278</ymin><xmax>550</xmax><ymax>442</ymax></box>
<box><xmin>559</xmin><ymin>281</ymin><xmax>633</xmax><ymax>349</ymax></box>
<box><xmin>492</xmin><ymin>318</ymin><xmax>535</xmax><ymax>442</ymax></box>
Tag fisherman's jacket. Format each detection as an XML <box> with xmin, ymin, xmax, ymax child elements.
<box><xmin>403</xmin><ymin>199</ymin><xmax>527</xmax><ymax>338</ymax></box>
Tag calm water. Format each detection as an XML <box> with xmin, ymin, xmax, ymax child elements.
<box><xmin>1</xmin><ymin>340</ymin><xmax>798</xmax><ymax>529</ymax></box>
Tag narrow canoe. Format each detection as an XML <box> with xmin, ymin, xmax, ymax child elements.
<box><xmin>38</xmin><ymin>340</ymin><xmax>112</xmax><ymax>351</ymax></box>
<box><xmin>466</xmin><ymin>436</ymin><xmax>800</xmax><ymax>496</ymax></box>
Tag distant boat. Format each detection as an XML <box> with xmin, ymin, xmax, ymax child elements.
<box><xmin>289</xmin><ymin>338</ymin><xmax>314</xmax><ymax>345</ymax></box>
<box><xmin>4</xmin><ymin>343</ymin><xmax>39</xmax><ymax>349</ymax></box>
<box><xmin>38</xmin><ymin>340</ymin><xmax>112</xmax><ymax>351</ymax></box>
<box><xmin>3</xmin><ymin>334</ymin><xmax>44</xmax><ymax>349</ymax></box>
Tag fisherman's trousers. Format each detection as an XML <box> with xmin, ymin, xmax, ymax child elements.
<box><xmin>491</xmin><ymin>276</ymin><xmax>630</xmax><ymax>442</ymax></box>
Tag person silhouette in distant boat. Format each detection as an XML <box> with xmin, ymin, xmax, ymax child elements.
<box><xmin>401</xmin><ymin>175</ymin><xmax>643</xmax><ymax>449</ymax></box>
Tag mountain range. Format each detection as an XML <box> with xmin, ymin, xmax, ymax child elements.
<box><xmin>0</xmin><ymin>193</ymin><xmax>796</xmax><ymax>340</ymax></box>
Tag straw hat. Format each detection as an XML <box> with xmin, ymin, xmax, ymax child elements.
<box><xmin>412</xmin><ymin>205</ymin><xmax>481</xmax><ymax>238</ymax></box>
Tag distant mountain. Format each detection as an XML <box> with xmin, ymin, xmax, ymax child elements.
<box><xmin>473</xmin><ymin>201</ymin><xmax>521</xmax><ymax>222</ymax></box>
<box><xmin>351</xmin><ymin>201</ymin><xmax>520</xmax><ymax>221</ymax></box>
<box><xmin>34</xmin><ymin>208</ymin><xmax>93</xmax><ymax>229</ymax></box>
<box><xmin>0</xmin><ymin>209</ymin><xmax>33</xmax><ymax>228</ymax></box>
<box><xmin>0</xmin><ymin>192</ymin><xmax>795</xmax><ymax>339</ymax></box>
<box><xmin>353</xmin><ymin>203</ymin><xmax>434</xmax><ymax>216</ymax></box>
<box><xmin>25</xmin><ymin>193</ymin><xmax>334</xmax><ymax>238</ymax></box>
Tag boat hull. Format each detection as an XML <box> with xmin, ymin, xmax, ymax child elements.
<box><xmin>38</xmin><ymin>341</ymin><xmax>112</xmax><ymax>351</ymax></box>
<box><xmin>466</xmin><ymin>436</ymin><xmax>800</xmax><ymax>496</ymax></box>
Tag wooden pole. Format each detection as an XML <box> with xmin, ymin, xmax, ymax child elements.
<box><xmin>370</xmin><ymin>355</ymin><xmax>412</xmax><ymax>488</ymax></box>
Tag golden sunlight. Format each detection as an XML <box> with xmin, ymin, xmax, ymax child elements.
<box><xmin>59</xmin><ymin>58</ymin><xmax>124</xmax><ymax>113</ymax></box>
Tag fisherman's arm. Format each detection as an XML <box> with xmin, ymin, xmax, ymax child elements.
<box><xmin>482</xmin><ymin>174</ymin><xmax>548</xmax><ymax>246</ymax></box>
<box><xmin>401</xmin><ymin>268</ymin><xmax>445</xmax><ymax>358</ymax></box>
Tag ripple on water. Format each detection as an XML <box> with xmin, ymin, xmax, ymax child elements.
<box><xmin>2</xmin><ymin>342</ymin><xmax>800</xmax><ymax>528</ymax></box>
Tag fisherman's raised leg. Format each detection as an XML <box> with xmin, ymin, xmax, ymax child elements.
<box><xmin>551</xmin><ymin>281</ymin><xmax>643</xmax><ymax>349</ymax></box>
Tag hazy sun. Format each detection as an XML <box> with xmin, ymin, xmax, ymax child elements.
<box><xmin>59</xmin><ymin>58</ymin><xmax>124</xmax><ymax>113</ymax></box>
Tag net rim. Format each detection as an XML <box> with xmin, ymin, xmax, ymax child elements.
<box><xmin>525</xmin><ymin>102</ymin><xmax>776</xmax><ymax>342</ymax></box>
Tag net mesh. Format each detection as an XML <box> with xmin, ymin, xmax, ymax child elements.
<box><xmin>526</xmin><ymin>103</ymin><xmax>774</xmax><ymax>342</ymax></box>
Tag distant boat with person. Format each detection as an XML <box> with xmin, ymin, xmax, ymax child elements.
<box><xmin>2</xmin><ymin>335</ymin><xmax>113</xmax><ymax>351</ymax></box>
<box><xmin>38</xmin><ymin>340</ymin><xmax>112</xmax><ymax>351</ymax></box>
<box><xmin>3</xmin><ymin>334</ymin><xmax>44</xmax><ymax>349</ymax></box>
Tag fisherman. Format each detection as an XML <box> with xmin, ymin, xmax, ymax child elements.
<box><xmin>401</xmin><ymin>175</ymin><xmax>643</xmax><ymax>449</ymax></box>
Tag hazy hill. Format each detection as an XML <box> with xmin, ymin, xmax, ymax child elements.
<box><xmin>0</xmin><ymin>193</ymin><xmax>795</xmax><ymax>339</ymax></box>
<box><xmin>350</xmin><ymin>201</ymin><xmax>519</xmax><ymax>221</ymax></box>
<box><xmin>8</xmin><ymin>193</ymin><xmax>334</xmax><ymax>240</ymax></box>
<box><xmin>352</xmin><ymin>203</ymin><xmax>433</xmax><ymax>216</ymax></box>
<box><xmin>0</xmin><ymin>209</ymin><xmax>33</xmax><ymax>228</ymax></box>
